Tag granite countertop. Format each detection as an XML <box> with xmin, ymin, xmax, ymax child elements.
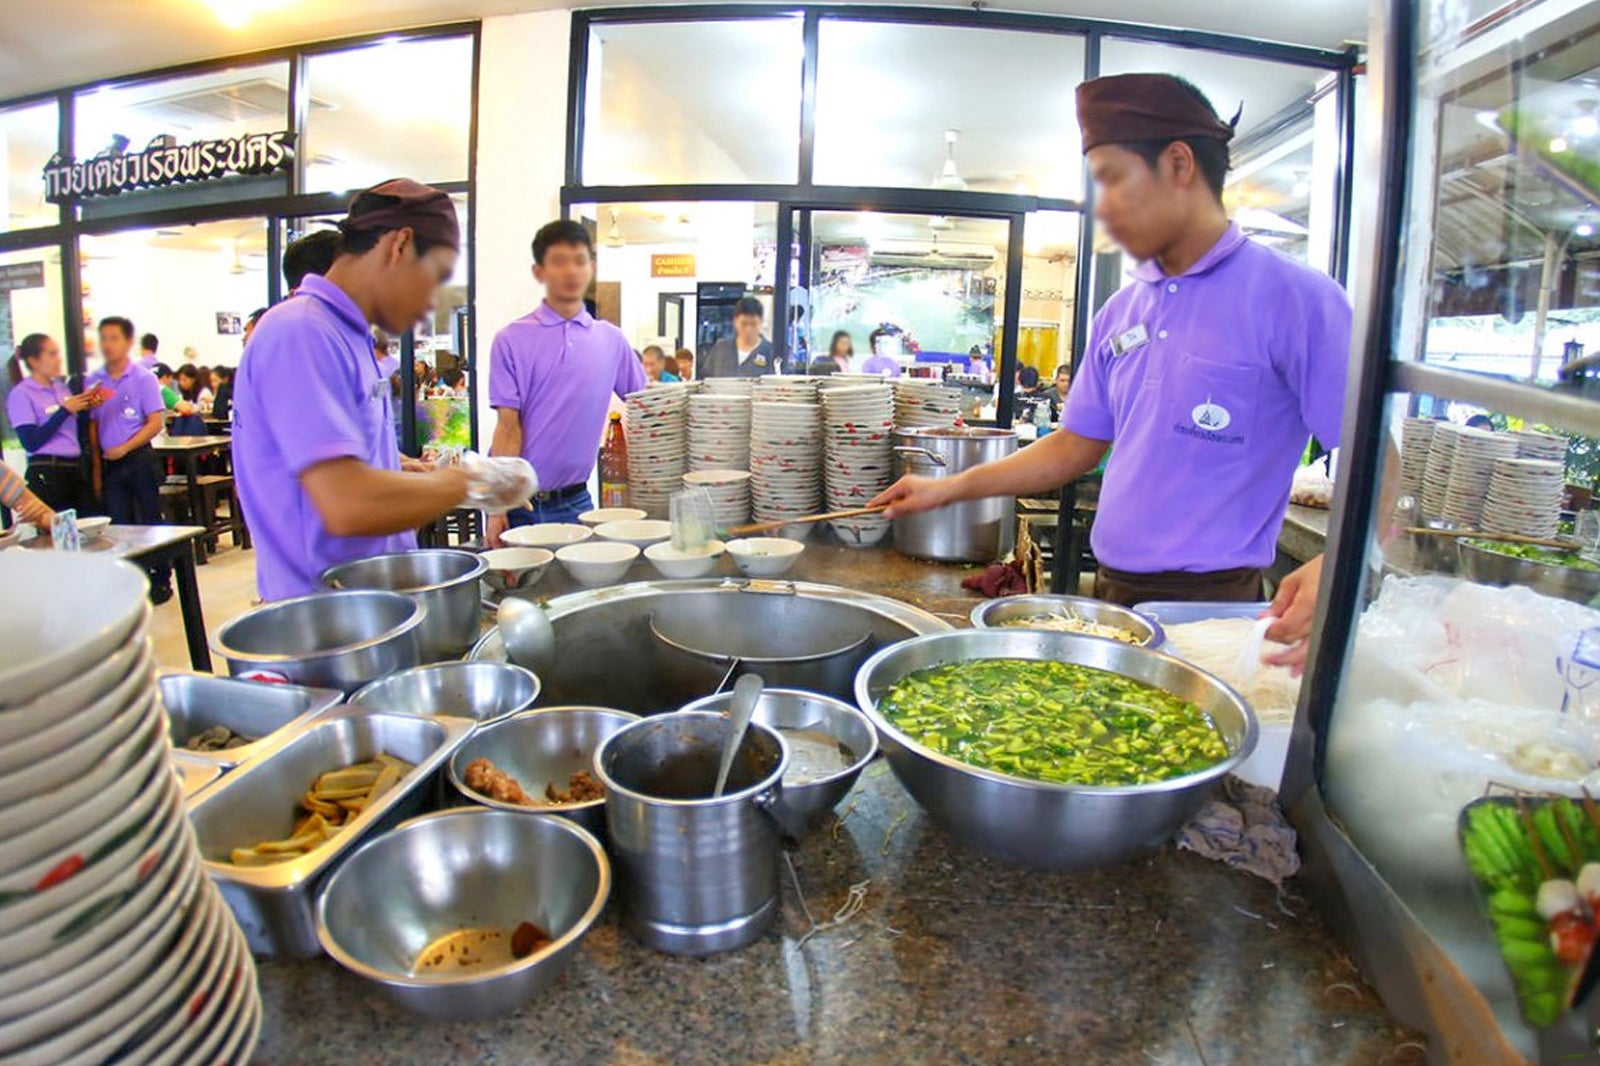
<box><xmin>253</xmin><ymin>538</ymin><xmax>1418</xmax><ymax>1064</ymax></box>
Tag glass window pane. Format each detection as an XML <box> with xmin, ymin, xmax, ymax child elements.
<box><xmin>303</xmin><ymin>36</ymin><xmax>473</xmax><ymax>194</ymax></box>
<box><xmin>1</xmin><ymin>101</ymin><xmax>58</xmax><ymax>232</ymax></box>
<box><xmin>0</xmin><ymin>248</ymin><xmax>67</xmax><ymax>465</ymax></box>
<box><xmin>814</xmin><ymin>22</ymin><xmax>1085</xmax><ymax>198</ymax></box>
<box><xmin>1020</xmin><ymin>210</ymin><xmax>1079</xmax><ymax>384</ymax></box>
<box><xmin>584</xmin><ymin>19</ymin><xmax>803</xmax><ymax>185</ymax></box>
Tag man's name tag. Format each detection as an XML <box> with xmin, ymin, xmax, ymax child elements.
<box><xmin>1110</xmin><ymin>324</ymin><xmax>1149</xmax><ymax>356</ymax></box>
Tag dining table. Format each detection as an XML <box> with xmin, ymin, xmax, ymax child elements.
<box><xmin>152</xmin><ymin>434</ymin><xmax>233</xmax><ymax>562</ymax></box>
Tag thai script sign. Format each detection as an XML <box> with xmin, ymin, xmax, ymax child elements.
<box><xmin>42</xmin><ymin>131</ymin><xmax>294</xmax><ymax>202</ymax></box>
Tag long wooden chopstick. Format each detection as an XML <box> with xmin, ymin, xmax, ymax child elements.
<box><xmin>725</xmin><ymin>505</ymin><xmax>889</xmax><ymax>537</ymax></box>
<box><xmin>1405</xmin><ymin>527</ymin><xmax>1579</xmax><ymax>551</ymax></box>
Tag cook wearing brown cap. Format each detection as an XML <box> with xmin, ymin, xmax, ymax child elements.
<box><xmin>875</xmin><ymin>73</ymin><xmax>1355</xmax><ymax>670</ymax></box>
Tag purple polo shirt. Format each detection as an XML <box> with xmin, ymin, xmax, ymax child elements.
<box><xmin>1064</xmin><ymin>224</ymin><xmax>1350</xmax><ymax>574</ymax></box>
<box><xmin>6</xmin><ymin>377</ymin><xmax>80</xmax><ymax>458</ymax></box>
<box><xmin>488</xmin><ymin>304</ymin><xmax>646</xmax><ymax>490</ymax></box>
<box><xmin>87</xmin><ymin>361</ymin><xmax>165</xmax><ymax>453</ymax></box>
<box><xmin>861</xmin><ymin>354</ymin><xmax>903</xmax><ymax>378</ymax></box>
<box><xmin>232</xmin><ymin>274</ymin><xmax>414</xmax><ymax>602</ymax></box>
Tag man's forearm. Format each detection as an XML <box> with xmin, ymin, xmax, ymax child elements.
<box><xmin>303</xmin><ymin>460</ymin><xmax>469</xmax><ymax>538</ymax></box>
<box><xmin>489</xmin><ymin>420</ymin><xmax>522</xmax><ymax>459</ymax></box>
<box><xmin>124</xmin><ymin>414</ymin><xmax>164</xmax><ymax>453</ymax></box>
<box><xmin>943</xmin><ymin>430</ymin><xmax>1109</xmax><ymax>503</ymax></box>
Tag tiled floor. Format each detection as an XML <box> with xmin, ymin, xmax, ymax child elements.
<box><xmin>149</xmin><ymin>544</ymin><xmax>260</xmax><ymax>673</ymax></box>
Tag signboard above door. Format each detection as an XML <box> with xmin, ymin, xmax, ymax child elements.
<box><xmin>0</xmin><ymin>261</ymin><xmax>45</xmax><ymax>292</ymax></box>
<box><xmin>42</xmin><ymin>131</ymin><xmax>294</xmax><ymax>203</ymax></box>
<box><xmin>651</xmin><ymin>254</ymin><xmax>696</xmax><ymax>278</ymax></box>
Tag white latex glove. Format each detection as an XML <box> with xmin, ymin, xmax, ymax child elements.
<box><xmin>459</xmin><ymin>451</ymin><xmax>538</xmax><ymax>513</ymax></box>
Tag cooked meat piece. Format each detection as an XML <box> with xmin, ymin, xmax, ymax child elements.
<box><xmin>511</xmin><ymin>920</ymin><xmax>552</xmax><ymax>959</ymax></box>
<box><xmin>545</xmin><ymin>769</ymin><xmax>605</xmax><ymax>804</ymax></box>
<box><xmin>463</xmin><ymin>758</ymin><xmax>538</xmax><ymax>806</ymax></box>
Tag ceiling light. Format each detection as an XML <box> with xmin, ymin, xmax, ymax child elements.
<box><xmin>1577</xmin><ymin>222</ymin><xmax>1596</xmax><ymax>237</ymax></box>
<box><xmin>604</xmin><ymin>209</ymin><xmax>624</xmax><ymax>248</ymax></box>
<box><xmin>1576</xmin><ymin>115</ymin><xmax>1600</xmax><ymax>138</ymax></box>
<box><xmin>935</xmin><ymin>129</ymin><xmax>967</xmax><ymax>192</ymax></box>
<box><xmin>207</xmin><ymin>0</ymin><xmax>293</xmax><ymax>30</ymax></box>
<box><xmin>1291</xmin><ymin>180</ymin><xmax>1311</xmax><ymax>198</ymax></box>
<box><xmin>1551</xmin><ymin>136</ymin><xmax>1571</xmax><ymax>154</ymax></box>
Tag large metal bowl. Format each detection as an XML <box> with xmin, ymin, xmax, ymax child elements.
<box><xmin>315</xmin><ymin>807</ymin><xmax>609</xmax><ymax>1020</ymax></box>
<box><xmin>448</xmin><ymin>706</ymin><xmax>641</xmax><ymax>837</ymax></box>
<box><xmin>322</xmin><ymin>549</ymin><xmax>488</xmax><ymax>661</ymax></box>
<box><xmin>1457</xmin><ymin>539</ymin><xmax>1600</xmax><ymax>605</ymax></box>
<box><xmin>213</xmin><ymin>590</ymin><xmax>423</xmax><ymax>693</ymax></box>
<box><xmin>349</xmin><ymin>662</ymin><xmax>541</xmax><ymax>724</ymax></box>
<box><xmin>679</xmin><ymin>688</ymin><xmax>877</xmax><ymax>835</ymax></box>
<box><xmin>854</xmin><ymin>630</ymin><xmax>1258</xmax><ymax>870</ymax></box>
<box><xmin>969</xmin><ymin>594</ymin><xmax>1164</xmax><ymax>647</ymax></box>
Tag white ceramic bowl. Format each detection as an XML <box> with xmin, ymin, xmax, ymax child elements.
<box><xmin>0</xmin><ymin>683</ymin><xmax>158</xmax><ymax>811</ymax></box>
<box><xmin>726</xmin><ymin>537</ymin><xmax>806</xmax><ymax>577</ymax></box>
<box><xmin>555</xmin><ymin>541</ymin><xmax>640</xmax><ymax>586</ymax></box>
<box><xmin>577</xmin><ymin>507</ymin><xmax>647</xmax><ymax>527</ymax></box>
<box><xmin>0</xmin><ymin>643</ymin><xmax>155</xmax><ymax>775</ymax></box>
<box><xmin>0</xmin><ymin>553</ymin><xmax>150</xmax><ymax>708</ymax></box>
<box><xmin>0</xmin><ymin>639</ymin><xmax>151</xmax><ymax>749</ymax></box>
<box><xmin>644</xmin><ymin>540</ymin><xmax>726</xmax><ymax>579</ymax></box>
<box><xmin>501</xmin><ymin>523</ymin><xmax>593</xmax><ymax>549</ymax></box>
<box><xmin>477</xmin><ymin>548</ymin><xmax>554</xmax><ymax>594</ymax></box>
<box><xmin>594</xmin><ymin>519</ymin><xmax>673</xmax><ymax>549</ymax></box>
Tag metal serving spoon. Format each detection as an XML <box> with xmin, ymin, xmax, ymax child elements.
<box><xmin>713</xmin><ymin>673</ymin><xmax>765</xmax><ymax>798</ymax></box>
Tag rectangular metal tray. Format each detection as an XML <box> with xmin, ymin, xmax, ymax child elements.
<box><xmin>160</xmin><ymin>672</ymin><xmax>344</xmax><ymax>768</ymax></box>
<box><xmin>171</xmin><ymin>750</ymin><xmax>223</xmax><ymax>802</ymax></box>
<box><xmin>187</xmin><ymin>704</ymin><xmax>474</xmax><ymax>958</ymax></box>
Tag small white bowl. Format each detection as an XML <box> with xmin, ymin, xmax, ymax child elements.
<box><xmin>75</xmin><ymin>515</ymin><xmax>112</xmax><ymax>535</ymax></box>
<box><xmin>555</xmin><ymin>541</ymin><xmax>640</xmax><ymax>586</ymax></box>
<box><xmin>594</xmin><ymin>519</ymin><xmax>673</xmax><ymax>549</ymax></box>
<box><xmin>477</xmin><ymin>548</ymin><xmax>554</xmax><ymax>594</ymax></box>
<box><xmin>578</xmin><ymin>507</ymin><xmax>647</xmax><ymax>527</ymax></box>
<box><xmin>726</xmin><ymin>537</ymin><xmax>805</xmax><ymax>577</ymax></box>
<box><xmin>501</xmin><ymin>523</ymin><xmax>593</xmax><ymax>549</ymax></box>
<box><xmin>644</xmin><ymin>539</ymin><xmax>726</xmax><ymax>579</ymax></box>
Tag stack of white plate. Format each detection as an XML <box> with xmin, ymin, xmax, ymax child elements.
<box><xmin>1510</xmin><ymin>429</ymin><xmax>1567</xmax><ymax>464</ymax></box>
<box><xmin>1482</xmin><ymin>458</ymin><xmax>1565</xmax><ymax>538</ymax></box>
<box><xmin>624</xmin><ymin>384</ymin><xmax>693</xmax><ymax>518</ymax></box>
<box><xmin>0</xmin><ymin>552</ymin><xmax>260</xmax><ymax>1066</ymax></box>
<box><xmin>752</xmin><ymin>375</ymin><xmax>822</xmax><ymax>405</ymax></box>
<box><xmin>683</xmin><ymin>469</ymin><xmax>752</xmax><ymax>529</ymax></box>
<box><xmin>1419</xmin><ymin>422</ymin><xmax>1465</xmax><ymax>518</ymax></box>
<box><xmin>821</xmin><ymin>373</ymin><xmax>894</xmax><ymax>388</ymax></box>
<box><xmin>688</xmin><ymin>393</ymin><xmax>752</xmax><ymax>473</ymax></box>
<box><xmin>820</xmin><ymin>384</ymin><xmax>895</xmax><ymax>548</ymax></box>
<box><xmin>894</xmin><ymin>379</ymin><xmax>963</xmax><ymax>431</ymax></box>
<box><xmin>1399</xmin><ymin>417</ymin><xmax>1436</xmax><ymax>496</ymax></box>
<box><xmin>1442</xmin><ymin>428</ymin><xmax>1518</xmax><ymax>528</ymax></box>
<box><xmin>700</xmin><ymin>377</ymin><xmax>755</xmax><ymax>397</ymax></box>
<box><xmin>750</xmin><ymin>400</ymin><xmax>824</xmax><ymax>537</ymax></box>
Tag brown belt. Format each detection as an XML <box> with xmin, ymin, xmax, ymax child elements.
<box><xmin>1093</xmin><ymin>565</ymin><xmax>1264</xmax><ymax>609</ymax></box>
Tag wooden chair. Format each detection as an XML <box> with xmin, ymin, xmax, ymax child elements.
<box><xmin>197</xmin><ymin>474</ymin><xmax>250</xmax><ymax>552</ymax></box>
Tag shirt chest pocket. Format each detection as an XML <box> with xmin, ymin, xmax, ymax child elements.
<box><xmin>1153</xmin><ymin>353</ymin><xmax>1260</xmax><ymax>450</ymax></box>
<box><xmin>359</xmin><ymin>378</ymin><xmax>392</xmax><ymax>440</ymax></box>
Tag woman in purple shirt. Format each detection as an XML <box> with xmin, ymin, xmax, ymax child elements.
<box><xmin>5</xmin><ymin>333</ymin><xmax>97</xmax><ymax>515</ymax></box>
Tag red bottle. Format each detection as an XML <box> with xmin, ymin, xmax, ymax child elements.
<box><xmin>600</xmin><ymin>412</ymin><xmax>629</xmax><ymax>508</ymax></box>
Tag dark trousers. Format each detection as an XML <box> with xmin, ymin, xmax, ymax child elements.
<box><xmin>104</xmin><ymin>447</ymin><xmax>171</xmax><ymax>590</ymax></box>
<box><xmin>1093</xmin><ymin>565</ymin><xmax>1264</xmax><ymax>609</ymax></box>
<box><xmin>24</xmin><ymin>459</ymin><xmax>95</xmax><ymax>517</ymax></box>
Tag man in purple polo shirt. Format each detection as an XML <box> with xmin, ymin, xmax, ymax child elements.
<box><xmin>485</xmin><ymin>220</ymin><xmax>646</xmax><ymax>546</ymax></box>
<box><xmin>875</xmin><ymin>73</ymin><xmax>1351</xmax><ymax>664</ymax></box>
<box><xmin>89</xmin><ymin>316</ymin><xmax>173</xmax><ymax>603</ymax></box>
<box><xmin>234</xmin><ymin>179</ymin><xmax>492</xmax><ymax>602</ymax></box>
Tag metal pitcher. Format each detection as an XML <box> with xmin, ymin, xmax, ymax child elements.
<box><xmin>594</xmin><ymin>711</ymin><xmax>791</xmax><ymax>956</ymax></box>
<box><xmin>892</xmin><ymin>426</ymin><xmax>1018</xmax><ymax>562</ymax></box>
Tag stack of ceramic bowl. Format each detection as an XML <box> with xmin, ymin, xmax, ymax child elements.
<box><xmin>683</xmin><ymin>469</ymin><xmax>752</xmax><ymax>529</ymax></box>
<box><xmin>700</xmin><ymin>378</ymin><xmax>755</xmax><ymax>397</ymax></box>
<box><xmin>750</xmin><ymin>398</ymin><xmax>824</xmax><ymax>537</ymax></box>
<box><xmin>1399</xmin><ymin>417</ymin><xmax>1437</xmax><ymax>496</ymax></box>
<box><xmin>820</xmin><ymin>383</ymin><xmax>895</xmax><ymax>548</ymax></box>
<box><xmin>624</xmin><ymin>384</ymin><xmax>693</xmax><ymax>518</ymax></box>
<box><xmin>1481</xmin><ymin>458</ymin><xmax>1565</xmax><ymax>538</ymax></box>
<box><xmin>894</xmin><ymin>379</ymin><xmax>963</xmax><ymax>430</ymax></box>
<box><xmin>0</xmin><ymin>552</ymin><xmax>260</xmax><ymax>1066</ymax></box>
<box><xmin>1511</xmin><ymin>429</ymin><xmax>1567</xmax><ymax>464</ymax></box>
<box><xmin>687</xmin><ymin>392</ymin><xmax>752</xmax><ymax>473</ymax></box>
<box><xmin>1442</xmin><ymin>428</ymin><xmax>1518</xmax><ymax>528</ymax></box>
<box><xmin>752</xmin><ymin>375</ymin><xmax>822</xmax><ymax>405</ymax></box>
<box><xmin>1419</xmin><ymin>422</ymin><xmax>1465</xmax><ymax>518</ymax></box>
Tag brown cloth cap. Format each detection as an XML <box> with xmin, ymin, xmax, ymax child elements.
<box><xmin>343</xmin><ymin>177</ymin><xmax>459</xmax><ymax>251</ymax></box>
<box><xmin>1076</xmin><ymin>74</ymin><xmax>1239</xmax><ymax>153</ymax></box>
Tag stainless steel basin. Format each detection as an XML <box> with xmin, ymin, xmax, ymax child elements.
<box><xmin>187</xmin><ymin>705</ymin><xmax>474</xmax><ymax>957</ymax></box>
<box><xmin>213</xmin><ymin>589</ymin><xmax>424</xmax><ymax>693</ymax></box>
<box><xmin>160</xmin><ymin>673</ymin><xmax>344</xmax><ymax>767</ymax></box>
<box><xmin>969</xmin><ymin>594</ymin><xmax>1165</xmax><ymax>647</ymax></box>
<box><xmin>469</xmin><ymin>579</ymin><xmax>950</xmax><ymax>712</ymax></box>
<box><xmin>349</xmin><ymin>662</ymin><xmax>541</xmax><ymax>724</ymax></box>
<box><xmin>322</xmin><ymin>549</ymin><xmax>488</xmax><ymax>662</ymax></box>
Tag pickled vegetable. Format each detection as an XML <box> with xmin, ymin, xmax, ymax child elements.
<box><xmin>878</xmin><ymin>658</ymin><xmax>1230</xmax><ymax>786</ymax></box>
<box><xmin>1465</xmin><ymin>539</ymin><xmax>1600</xmax><ymax>572</ymax></box>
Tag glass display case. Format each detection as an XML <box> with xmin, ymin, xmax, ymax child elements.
<box><xmin>1297</xmin><ymin>2</ymin><xmax>1600</xmax><ymax>1063</ymax></box>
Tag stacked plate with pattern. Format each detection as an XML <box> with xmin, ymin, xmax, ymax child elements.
<box><xmin>753</xmin><ymin>375</ymin><xmax>822</xmax><ymax>406</ymax></box>
<box><xmin>820</xmin><ymin>384</ymin><xmax>895</xmax><ymax>548</ymax></box>
<box><xmin>894</xmin><ymin>379</ymin><xmax>964</xmax><ymax>431</ymax></box>
<box><xmin>1441</xmin><ymin>428</ymin><xmax>1518</xmax><ymax>528</ymax></box>
<box><xmin>750</xmin><ymin>398</ymin><xmax>823</xmax><ymax>538</ymax></box>
<box><xmin>624</xmin><ymin>384</ymin><xmax>693</xmax><ymax>518</ymax></box>
<box><xmin>0</xmin><ymin>551</ymin><xmax>260</xmax><ymax>1066</ymax></box>
<box><xmin>1419</xmin><ymin>422</ymin><xmax>1465</xmax><ymax>519</ymax></box>
<box><xmin>1481</xmin><ymin>458</ymin><xmax>1566</xmax><ymax>538</ymax></box>
<box><xmin>700</xmin><ymin>377</ymin><xmax>755</xmax><ymax>397</ymax></box>
<box><xmin>683</xmin><ymin>469</ymin><xmax>752</xmax><ymax>529</ymax></box>
<box><xmin>687</xmin><ymin>393</ymin><xmax>752</xmax><ymax>473</ymax></box>
<box><xmin>1399</xmin><ymin>417</ymin><xmax>1437</xmax><ymax>497</ymax></box>
<box><xmin>1511</xmin><ymin>429</ymin><xmax>1567</xmax><ymax>464</ymax></box>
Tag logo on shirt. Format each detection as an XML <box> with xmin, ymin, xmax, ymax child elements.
<box><xmin>1191</xmin><ymin>398</ymin><xmax>1232</xmax><ymax>432</ymax></box>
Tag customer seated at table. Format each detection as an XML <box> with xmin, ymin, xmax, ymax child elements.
<box><xmin>641</xmin><ymin>345</ymin><xmax>679</xmax><ymax>383</ymax></box>
<box><xmin>177</xmin><ymin>363</ymin><xmax>212</xmax><ymax>406</ymax></box>
<box><xmin>674</xmin><ymin>348</ymin><xmax>695</xmax><ymax>381</ymax></box>
<box><xmin>284</xmin><ymin>229</ymin><xmax>341</xmax><ymax>292</ymax></box>
<box><xmin>0</xmin><ymin>458</ymin><xmax>54</xmax><ymax>531</ymax></box>
<box><xmin>826</xmin><ymin>330</ymin><xmax>855</xmax><ymax>374</ymax></box>
<box><xmin>210</xmin><ymin>366</ymin><xmax>234</xmax><ymax>421</ymax></box>
<box><xmin>5</xmin><ymin>332</ymin><xmax>98</xmax><ymax>516</ymax></box>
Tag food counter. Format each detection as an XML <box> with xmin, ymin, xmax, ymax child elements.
<box><xmin>248</xmin><ymin>542</ymin><xmax>1416</xmax><ymax>1064</ymax></box>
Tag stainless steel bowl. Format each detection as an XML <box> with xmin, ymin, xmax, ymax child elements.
<box><xmin>969</xmin><ymin>595</ymin><xmax>1164</xmax><ymax>647</ymax></box>
<box><xmin>213</xmin><ymin>590</ymin><xmax>424</xmax><ymax>693</ymax></box>
<box><xmin>349</xmin><ymin>662</ymin><xmax>541</xmax><ymax>724</ymax></box>
<box><xmin>1458</xmin><ymin>539</ymin><xmax>1600</xmax><ymax>604</ymax></box>
<box><xmin>448</xmin><ymin>707</ymin><xmax>640</xmax><ymax>837</ymax></box>
<box><xmin>679</xmin><ymin>688</ymin><xmax>876</xmax><ymax>835</ymax></box>
<box><xmin>315</xmin><ymin>807</ymin><xmax>609</xmax><ymax>1020</ymax></box>
<box><xmin>322</xmin><ymin>550</ymin><xmax>488</xmax><ymax>662</ymax></box>
<box><xmin>854</xmin><ymin>630</ymin><xmax>1258</xmax><ymax>870</ymax></box>
<box><xmin>160</xmin><ymin>673</ymin><xmax>344</xmax><ymax>767</ymax></box>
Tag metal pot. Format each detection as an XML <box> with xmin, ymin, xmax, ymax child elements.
<box><xmin>594</xmin><ymin>712</ymin><xmax>790</xmax><ymax>956</ymax></box>
<box><xmin>349</xmin><ymin>662</ymin><xmax>541</xmax><ymax>724</ymax></box>
<box><xmin>213</xmin><ymin>590</ymin><xmax>424</xmax><ymax>693</ymax></box>
<box><xmin>1458</xmin><ymin>539</ymin><xmax>1600</xmax><ymax>604</ymax></box>
<box><xmin>969</xmin><ymin>595</ymin><xmax>1165</xmax><ymax>648</ymax></box>
<box><xmin>892</xmin><ymin>426</ymin><xmax>1017</xmax><ymax>562</ymax></box>
<box><xmin>321</xmin><ymin>549</ymin><xmax>488</xmax><ymax>662</ymax></box>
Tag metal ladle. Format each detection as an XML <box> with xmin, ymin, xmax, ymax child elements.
<box><xmin>496</xmin><ymin>597</ymin><xmax>556</xmax><ymax>674</ymax></box>
<box><xmin>712</xmin><ymin>673</ymin><xmax>765</xmax><ymax>798</ymax></box>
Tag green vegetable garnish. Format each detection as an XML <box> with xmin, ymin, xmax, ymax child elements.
<box><xmin>1464</xmin><ymin>540</ymin><xmax>1600</xmax><ymax>572</ymax></box>
<box><xmin>878</xmin><ymin>658</ymin><xmax>1230</xmax><ymax>787</ymax></box>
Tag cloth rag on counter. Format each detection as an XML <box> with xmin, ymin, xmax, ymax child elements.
<box><xmin>1177</xmin><ymin>775</ymin><xmax>1300</xmax><ymax>885</ymax></box>
<box><xmin>961</xmin><ymin>561</ymin><xmax>1030</xmax><ymax>599</ymax></box>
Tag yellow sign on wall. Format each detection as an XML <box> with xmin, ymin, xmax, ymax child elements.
<box><xmin>651</xmin><ymin>254</ymin><xmax>697</xmax><ymax>278</ymax></box>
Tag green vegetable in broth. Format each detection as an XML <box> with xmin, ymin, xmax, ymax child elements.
<box><xmin>878</xmin><ymin>658</ymin><xmax>1230</xmax><ymax>786</ymax></box>
<box><xmin>1464</xmin><ymin>539</ymin><xmax>1600</xmax><ymax>572</ymax></box>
